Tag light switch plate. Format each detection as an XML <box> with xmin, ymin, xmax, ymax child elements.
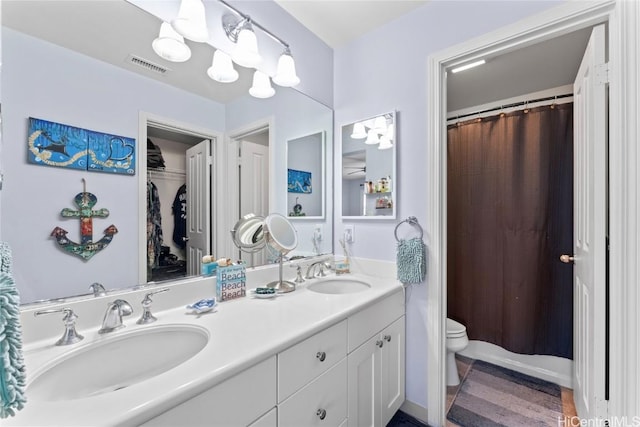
<box><xmin>344</xmin><ymin>225</ymin><xmax>355</xmax><ymax>243</ymax></box>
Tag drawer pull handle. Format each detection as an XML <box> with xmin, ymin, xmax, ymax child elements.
<box><xmin>384</xmin><ymin>335</ymin><xmax>392</xmax><ymax>342</ymax></box>
<box><xmin>376</xmin><ymin>340</ymin><xmax>384</xmax><ymax>348</ymax></box>
<box><xmin>316</xmin><ymin>351</ymin><xmax>327</xmax><ymax>362</ymax></box>
<box><xmin>317</xmin><ymin>408</ymin><xmax>327</xmax><ymax>420</ymax></box>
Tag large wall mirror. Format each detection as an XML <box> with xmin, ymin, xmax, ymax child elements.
<box><xmin>2</xmin><ymin>0</ymin><xmax>333</xmax><ymax>305</ymax></box>
<box><xmin>287</xmin><ymin>132</ymin><xmax>325</xmax><ymax>219</ymax></box>
<box><xmin>342</xmin><ymin>112</ymin><xmax>396</xmax><ymax>219</ymax></box>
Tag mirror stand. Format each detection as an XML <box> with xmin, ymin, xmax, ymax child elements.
<box><xmin>266</xmin><ymin>255</ymin><xmax>296</xmax><ymax>293</ymax></box>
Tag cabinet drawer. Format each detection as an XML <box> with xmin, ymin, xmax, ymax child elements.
<box><xmin>279</xmin><ymin>358</ymin><xmax>347</xmax><ymax>427</ymax></box>
<box><xmin>348</xmin><ymin>289</ymin><xmax>404</xmax><ymax>352</ymax></box>
<box><xmin>278</xmin><ymin>319</ymin><xmax>347</xmax><ymax>401</ymax></box>
<box><xmin>248</xmin><ymin>407</ymin><xmax>277</xmax><ymax>427</ymax></box>
<box><xmin>142</xmin><ymin>356</ymin><xmax>276</xmax><ymax>427</ymax></box>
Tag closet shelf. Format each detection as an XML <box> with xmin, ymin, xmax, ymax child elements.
<box><xmin>147</xmin><ymin>167</ymin><xmax>186</xmax><ymax>177</ymax></box>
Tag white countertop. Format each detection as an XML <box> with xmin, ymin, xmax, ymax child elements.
<box><xmin>9</xmin><ymin>259</ymin><xmax>402</xmax><ymax>426</ymax></box>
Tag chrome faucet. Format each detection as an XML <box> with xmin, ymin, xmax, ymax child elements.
<box><xmin>136</xmin><ymin>288</ymin><xmax>169</xmax><ymax>325</ymax></box>
<box><xmin>99</xmin><ymin>299</ymin><xmax>133</xmax><ymax>334</ymax></box>
<box><xmin>34</xmin><ymin>307</ymin><xmax>84</xmax><ymax>346</ymax></box>
<box><xmin>305</xmin><ymin>260</ymin><xmax>332</xmax><ymax>279</ymax></box>
<box><xmin>89</xmin><ymin>282</ymin><xmax>106</xmax><ymax>297</ymax></box>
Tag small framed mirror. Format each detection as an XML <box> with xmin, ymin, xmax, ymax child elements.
<box><xmin>342</xmin><ymin>111</ymin><xmax>396</xmax><ymax>219</ymax></box>
<box><xmin>286</xmin><ymin>131</ymin><xmax>326</xmax><ymax>219</ymax></box>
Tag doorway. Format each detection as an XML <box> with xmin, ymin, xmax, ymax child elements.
<box><xmin>425</xmin><ymin>3</ymin><xmax>615</xmax><ymax>425</ymax></box>
<box><xmin>137</xmin><ymin>113</ymin><xmax>221</xmax><ymax>285</ymax></box>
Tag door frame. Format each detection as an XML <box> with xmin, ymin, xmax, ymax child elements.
<box><xmin>425</xmin><ymin>1</ymin><xmax>640</xmax><ymax>424</ymax></box>
<box><xmin>137</xmin><ymin>111</ymin><xmax>223</xmax><ymax>284</ymax></box>
<box><xmin>223</xmin><ymin>117</ymin><xmax>275</xmax><ymax>259</ymax></box>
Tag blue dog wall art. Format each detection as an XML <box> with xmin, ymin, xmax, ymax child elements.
<box><xmin>27</xmin><ymin>117</ymin><xmax>136</xmax><ymax>176</ymax></box>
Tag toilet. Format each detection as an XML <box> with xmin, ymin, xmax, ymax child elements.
<box><xmin>446</xmin><ymin>318</ymin><xmax>469</xmax><ymax>386</ymax></box>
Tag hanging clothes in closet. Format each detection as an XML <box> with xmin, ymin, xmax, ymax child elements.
<box><xmin>147</xmin><ymin>180</ymin><xmax>163</xmax><ymax>268</ymax></box>
<box><xmin>172</xmin><ymin>184</ymin><xmax>187</xmax><ymax>249</ymax></box>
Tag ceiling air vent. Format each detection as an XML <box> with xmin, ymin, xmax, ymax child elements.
<box><xmin>126</xmin><ymin>55</ymin><xmax>170</xmax><ymax>75</ymax></box>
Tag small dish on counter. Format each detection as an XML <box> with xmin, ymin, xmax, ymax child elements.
<box><xmin>186</xmin><ymin>298</ymin><xmax>217</xmax><ymax>314</ymax></box>
<box><xmin>250</xmin><ymin>288</ymin><xmax>278</xmax><ymax>299</ymax></box>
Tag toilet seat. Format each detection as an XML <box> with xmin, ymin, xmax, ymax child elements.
<box><xmin>446</xmin><ymin>318</ymin><xmax>467</xmax><ymax>338</ymax></box>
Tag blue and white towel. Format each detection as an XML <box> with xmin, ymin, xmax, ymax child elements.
<box><xmin>397</xmin><ymin>237</ymin><xmax>426</xmax><ymax>285</ymax></box>
<box><xmin>0</xmin><ymin>242</ymin><xmax>26</xmax><ymax>418</ymax></box>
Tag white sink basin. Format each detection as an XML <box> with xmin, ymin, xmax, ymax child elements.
<box><xmin>307</xmin><ymin>278</ymin><xmax>371</xmax><ymax>294</ymax></box>
<box><xmin>28</xmin><ymin>325</ymin><xmax>208</xmax><ymax>401</ymax></box>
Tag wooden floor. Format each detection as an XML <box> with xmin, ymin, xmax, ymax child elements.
<box><xmin>445</xmin><ymin>355</ymin><xmax>578</xmax><ymax>427</ymax></box>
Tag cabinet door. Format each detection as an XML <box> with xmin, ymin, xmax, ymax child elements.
<box><xmin>347</xmin><ymin>334</ymin><xmax>381</xmax><ymax>427</ymax></box>
<box><xmin>249</xmin><ymin>407</ymin><xmax>277</xmax><ymax>427</ymax></box>
<box><xmin>380</xmin><ymin>316</ymin><xmax>405</xmax><ymax>426</ymax></box>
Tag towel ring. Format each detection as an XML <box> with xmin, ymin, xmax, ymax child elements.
<box><xmin>394</xmin><ymin>216</ymin><xmax>423</xmax><ymax>242</ymax></box>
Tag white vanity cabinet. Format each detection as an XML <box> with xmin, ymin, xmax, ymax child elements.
<box><xmin>347</xmin><ymin>291</ymin><xmax>405</xmax><ymax>427</ymax></box>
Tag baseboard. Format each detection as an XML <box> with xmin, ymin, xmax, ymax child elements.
<box><xmin>459</xmin><ymin>340</ymin><xmax>573</xmax><ymax>388</ymax></box>
<box><xmin>400</xmin><ymin>400</ymin><xmax>428</xmax><ymax>424</ymax></box>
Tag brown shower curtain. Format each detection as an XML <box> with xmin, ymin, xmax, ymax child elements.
<box><xmin>447</xmin><ymin>102</ymin><xmax>574</xmax><ymax>359</ymax></box>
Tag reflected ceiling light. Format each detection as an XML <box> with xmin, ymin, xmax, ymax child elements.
<box><xmin>152</xmin><ymin>22</ymin><xmax>191</xmax><ymax>62</ymax></box>
<box><xmin>365</xmin><ymin>129</ymin><xmax>380</xmax><ymax>145</ymax></box>
<box><xmin>378</xmin><ymin>136</ymin><xmax>393</xmax><ymax>150</ymax></box>
<box><xmin>171</xmin><ymin>0</ymin><xmax>209</xmax><ymax>43</ymax></box>
<box><xmin>223</xmin><ymin>14</ymin><xmax>262</xmax><ymax>68</ymax></box>
<box><xmin>451</xmin><ymin>59</ymin><xmax>486</xmax><ymax>73</ymax></box>
<box><xmin>373</xmin><ymin>116</ymin><xmax>388</xmax><ymax>134</ymax></box>
<box><xmin>351</xmin><ymin>122</ymin><xmax>367</xmax><ymax>139</ymax></box>
<box><xmin>207</xmin><ymin>50</ymin><xmax>239</xmax><ymax>83</ymax></box>
<box><xmin>249</xmin><ymin>70</ymin><xmax>275</xmax><ymax>98</ymax></box>
<box><xmin>273</xmin><ymin>47</ymin><xmax>300</xmax><ymax>87</ymax></box>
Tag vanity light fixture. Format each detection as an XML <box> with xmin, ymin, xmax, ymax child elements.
<box><xmin>365</xmin><ymin>129</ymin><xmax>380</xmax><ymax>145</ymax></box>
<box><xmin>451</xmin><ymin>59</ymin><xmax>486</xmax><ymax>73</ymax></box>
<box><xmin>273</xmin><ymin>47</ymin><xmax>300</xmax><ymax>87</ymax></box>
<box><xmin>152</xmin><ymin>22</ymin><xmax>192</xmax><ymax>62</ymax></box>
<box><xmin>171</xmin><ymin>0</ymin><xmax>209</xmax><ymax>43</ymax></box>
<box><xmin>249</xmin><ymin>70</ymin><xmax>275</xmax><ymax>98</ymax></box>
<box><xmin>207</xmin><ymin>50</ymin><xmax>239</xmax><ymax>83</ymax></box>
<box><xmin>223</xmin><ymin>15</ymin><xmax>262</xmax><ymax>68</ymax></box>
<box><xmin>378</xmin><ymin>135</ymin><xmax>393</xmax><ymax>150</ymax></box>
<box><xmin>373</xmin><ymin>116</ymin><xmax>388</xmax><ymax>133</ymax></box>
<box><xmin>351</xmin><ymin>122</ymin><xmax>367</xmax><ymax>139</ymax></box>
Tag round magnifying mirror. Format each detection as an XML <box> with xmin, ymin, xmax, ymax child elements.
<box><xmin>264</xmin><ymin>213</ymin><xmax>298</xmax><ymax>254</ymax></box>
<box><xmin>230</xmin><ymin>213</ymin><xmax>266</xmax><ymax>252</ymax></box>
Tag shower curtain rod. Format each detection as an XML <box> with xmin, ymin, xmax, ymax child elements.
<box><xmin>447</xmin><ymin>92</ymin><xmax>573</xmax><ymax>123</ymax></box>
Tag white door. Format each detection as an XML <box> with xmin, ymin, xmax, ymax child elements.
<box><xmin>571</xmin><ymin>24</ymin><xmax>607</xmax><ymax>419</ymax></box>
<box><xmin>186</xmin><ymin>139</ymin><xmax>211</xmax><ymax>276</ymax></box>
<box><xmin>240</xmin><ymin>140</ymin><xmax>269</xmax><ymax>266</ymax></box>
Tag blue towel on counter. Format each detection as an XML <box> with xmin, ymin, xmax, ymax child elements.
<box><xmin>0</xmin><ymin>243</ymin><xmax>26</xmax><ymax>418</ymax></box>
<box><xmin>397</xmin><ymin>237</ymin><xmax>426</xmax><ymax>285</ymax></box>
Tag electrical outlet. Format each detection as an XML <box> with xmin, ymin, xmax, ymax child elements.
<box><xmin>344</xmin><ymin>225</ymin><xmax>355</xmax><ymax>243</ymax></box>
<box><xmin>314</xmin><ymin>224</ymin><xmax>323</xmax><ymax>241</ymax></box>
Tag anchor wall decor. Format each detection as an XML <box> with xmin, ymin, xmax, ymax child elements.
<box><xmin>51</xmin><ymin>179</ymin><xmax>118</xmax><ymax>260</ymax></box>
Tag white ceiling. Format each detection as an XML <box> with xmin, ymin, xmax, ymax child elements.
<box><xmin>274</xmin><ymin>0</ymin><xmax>429</xmax><ymax>48</ymax></box>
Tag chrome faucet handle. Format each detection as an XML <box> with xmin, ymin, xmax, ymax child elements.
<box><xmin>99</xmin><ymin>299</ymin><xmax>133</xmax><ymax>334</ymax></box>
<box><xmin>293</xmin><ymin>265</ymin><xmax>305</xmax><ymax>284</ymax></box>
<box><xmin>89</xmin><ymin>282</ymin><xmax>106</xmax><ymax>297</ymax></box>
<box><xmin>136</xmin><ymin>288</ymin><xmax>169</xmax><ymax>325</ymax></box>
<box><xmin>35</xmin><ymin>308</ymin><xmax>84</xmax><ymax>346</ymax></box>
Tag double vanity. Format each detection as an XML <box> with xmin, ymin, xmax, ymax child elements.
<box><xmin>12</xmin><ymin>258</ymin><xmax>405</xmax><ymax>427</ymax></box>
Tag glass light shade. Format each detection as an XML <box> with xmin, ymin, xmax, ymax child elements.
<box><xmin>171</xmin><ymin>0</ymin><xmax>209</xmax><ymax>43</ymax></box>
<box><xmin>207</xmin><ymin>50</ymin><xmax>239</xmax><ymax>83</ymax></box>
<box><xmin>373</xmin><ymin>116</ymin><xmax>387</xmax><ymax>134</ymax></box>
<box><xmin>351</xmin><ymin>122</ymin><xmax>367</xmax><ymax>139</ymax></box>
<box><xmin>273</xmin><ymin>52</ymin><xmax>300</xmax><ymax>87</ymax></box>
<box><xmin>249</xmin><ymin>70</ymin><xmax>275</xmax><ymax>98</ymax></box>
<box><xmin>385</xmin><ymin>124</ymin><xmax>394</xmax><ymax>141</ymax></box>
<box><xmin>378</xmin><ymin>136</ymin><xmax>393</xmax><ymax>150</ymax></box>
<box><xmin>232</xmin><ymin>27</ymin><xmax>262</xmax><ymax>68</ymax></box>
<box><xmin>152</xmin><ymin>23</ymin><xmax>191</xmax><ymax>62</ymax></box>
<box><xmin>365</xmin><ymin>129</ymin><xmax>380</xmax><ymax>145</ymax></box>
